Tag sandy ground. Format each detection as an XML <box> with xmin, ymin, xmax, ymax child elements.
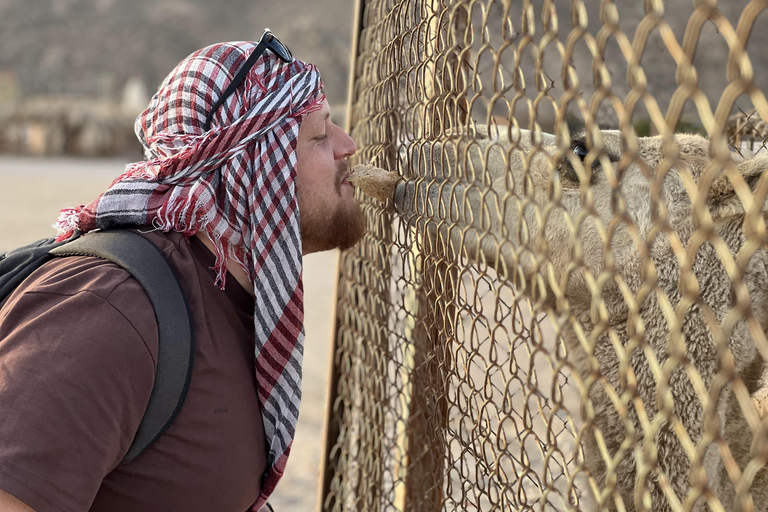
<box><xmin>0</xmin><ymin>156</ymin><xmax>336</xmax><ymax>511</ymax></box>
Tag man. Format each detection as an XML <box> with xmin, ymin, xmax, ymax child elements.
<box><xmin>0</xmin><ymin>31</ymin><xmax>364</xmax><ymax>512</ymax></box>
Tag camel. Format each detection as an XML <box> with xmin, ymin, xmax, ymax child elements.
<box><xmin>391</xmin><ymin>124</ymin><xmax>768</xmax><ymax>511</ymax></box>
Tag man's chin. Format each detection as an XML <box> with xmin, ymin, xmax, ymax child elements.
<box><xmin>303</xmin><ymin>201</ymin><xmax>365</xmax><ymax>254</ymax></box>
<box><xmin>331</xmin><ymin>201</ymin><xmax>366</xmax><ymax>250</ymax></box>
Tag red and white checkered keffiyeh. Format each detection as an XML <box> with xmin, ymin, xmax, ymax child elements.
<box><xmin>55</xmin><ymin>41</ymin><xmax>324</xmax><ymax>509</ymax></box>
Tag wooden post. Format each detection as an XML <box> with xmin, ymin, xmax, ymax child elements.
<box><xmin>401</xmin><ymin>243</ymin><xmax>456</xmax><ymax>512</ymax></box>
<box><xmin>318</xmin><ymin>0</ymin><xmax>373</xmax><ymax>510</ymax></box>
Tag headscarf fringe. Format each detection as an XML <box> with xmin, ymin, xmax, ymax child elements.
<box><xmin>54</xmin><ymin>207</ymin><xmax>84</xmax><ymax>241</ymax></box>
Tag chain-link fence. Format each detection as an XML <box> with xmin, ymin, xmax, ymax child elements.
<box><xmin>321</xmin><ymin>1</ymin><xmax>768</xmax><ymax>510</ymax></box>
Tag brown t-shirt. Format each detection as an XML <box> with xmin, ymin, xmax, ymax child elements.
<box><xmin>0</xmin><ymin>230</ymin><xmax>267</xmax><ymax>512</ymax></box>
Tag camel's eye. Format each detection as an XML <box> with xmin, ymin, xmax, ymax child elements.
<box><xmin>573</xmin><ymin>143</ymin><xmax>589</xmax><ymax>161</ymax></box>
<box><xmin>558</xmin><ymin>142</ymin><xmax>594</xmax><ymax>185</ymax></box>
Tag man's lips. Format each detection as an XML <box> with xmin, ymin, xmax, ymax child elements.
<box><xmin>335</xmin><ymin>170</ymin><xmax>353</xmax><ymax>196</ymax></box>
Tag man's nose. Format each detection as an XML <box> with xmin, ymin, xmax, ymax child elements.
<box><xmin>334</xmin><ymin>127</ymin><xmax>357</xmax><ymax>159</ymax></box>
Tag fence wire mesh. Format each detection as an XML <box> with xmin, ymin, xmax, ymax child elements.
<box><xmin>322</xmin><ymin>1</ymin><xmax>768</xmax><ymax>511</ymax></box>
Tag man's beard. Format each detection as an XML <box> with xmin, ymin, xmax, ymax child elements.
<box><xmin>301</xmin><ymin>198</ymin><xmax>365</xmax><ymax>252</ymax></box>
<box><xmin>301</xmin><ymin>158</ymin><xmax>366</xmax><ymax>252</ymax></box>
<box><xmin>327</xmin><ymin>199</ymin><xmax>365</xmax><ymax>251</ymax></box>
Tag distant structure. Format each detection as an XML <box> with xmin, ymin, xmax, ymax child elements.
<box><xmin>727</xmin><ymin>111</ymin><xmax>768</xmax><ymax>156</ymax></box>
<box><xmin>0</xmin><ymin>71</ymin><xmax>20</xmax><ymax>105</ymax></box>
<box><xmin>121</xmin><ymin>76</ymin><xmax>150</xmax><ymax>117</ymax></box>
<box><xmin>0</xmin><ymin>77</ymin><xmax>150</xmax><ymax>157</ymax></box>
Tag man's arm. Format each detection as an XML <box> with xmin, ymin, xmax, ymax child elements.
<box><xmin>0</xmin><ymin>257</ymin><xmax>159</xmax><ymax>512</ymax></box>
<box><xmin>0</xmin><ymin>489</ymin><xmax>35</xmax><ymax>512</ymax></box>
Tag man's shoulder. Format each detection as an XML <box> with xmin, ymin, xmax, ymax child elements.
<box><xmin>134</xmin><ymin>228</ymin><xmax>189</xmax><ymax>260</ymax></box>
<box><xmin>14</xmin><ymin>228</ymin><xmax>191</xmax><ymax>301</ymax></box>
<box><xmin>20</xmin><ymin>250</ymin><xmax>146</xmax><ymax>302</ymax></box>
<box><xmin>3</xmin><ymin>245</ymin><xmax>161</xmax><ymax>357</ymax></box>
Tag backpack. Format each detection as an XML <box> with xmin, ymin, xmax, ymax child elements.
<box><xmin>0</xmin><ymin>229</ymin><xmax>194</xmax><ymax>464</ymax></box>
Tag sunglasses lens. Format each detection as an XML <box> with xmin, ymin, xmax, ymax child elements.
<box><xmin>275</xmin><ymin>45</ymin><xmax>292</xmax><ymax>61</ymax></box>
<box><xmin>268</xmin><ymin>34</ymin><xmax>293</xmax><ymax>62</ymax></box>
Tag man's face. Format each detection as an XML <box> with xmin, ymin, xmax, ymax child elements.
<box><xmin>295</xmin><ymin>99</ymin><xmax>365</xmax><ymax>254</ymax></box>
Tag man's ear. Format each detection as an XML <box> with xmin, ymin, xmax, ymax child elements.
<box><xmin>707</xmin><ymin>154</ymin><xmax>768</xmax><ymax>220</ymax></box>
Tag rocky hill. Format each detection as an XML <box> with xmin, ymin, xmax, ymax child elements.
<box><xmin>1</xmin><ymin>0</ymin><xmax>765</xmax><ymax>153</ymax></box>
<box><xmin>0</xmin><ymin>0</ymin><xmax>356</xmax><ymax>106</ymax></box>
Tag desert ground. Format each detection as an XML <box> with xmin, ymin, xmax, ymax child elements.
<box><xmin>0</xmin><ymin>156</ymin><xmax>337</xmax><ymax>511</ymax></box>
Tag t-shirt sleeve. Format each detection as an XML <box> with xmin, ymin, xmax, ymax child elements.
<box><xmin>0</xmin><ymin>258</ymin><xmax>159</xmax><ymax>512</ymax></box>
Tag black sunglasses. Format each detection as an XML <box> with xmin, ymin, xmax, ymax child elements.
<box><xmin>203</xmin><ymin>29</ymin><xmax>294</xmax><ymax>131</ymax></box>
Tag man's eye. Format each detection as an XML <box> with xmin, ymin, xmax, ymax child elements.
<box><xmin>315</xmin><ymin>134</ymin><xmax>328</xmax><ymax>142</ymax></box>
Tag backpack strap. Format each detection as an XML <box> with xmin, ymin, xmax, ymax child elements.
<box><xmin>0</xmin><ymin>233</ymin><xmax>79</xmax><ymax>305</ymax></box>
<box><xmin>50</xmin><ymin>229</ymin><xmax>194</xmax><ymax>464</ymax></box>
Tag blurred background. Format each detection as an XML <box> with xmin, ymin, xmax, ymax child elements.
<box><xmin>0</xmin><ymin>0</ymin><xmax>355</xmax><ymax>157</ymax></box>
<box><xmin>4</xmin><ymin>1</ymin><xmax>767</xmax><ymax>511</ymax></box>
<box><xmin>0</xmin><ymin>0</ymin><xmax>356</xmax><ymax>510</ymax></box>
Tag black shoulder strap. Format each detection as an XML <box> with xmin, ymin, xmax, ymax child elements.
<box><xmin>0</xmin><ymin>235</ymin><xmax>75</xmax><ymax>304</ymax></box>
<box><xmin>50</xmin><ymin>230</ymin><xmax>194</xmax><ymax>464</ymax></box>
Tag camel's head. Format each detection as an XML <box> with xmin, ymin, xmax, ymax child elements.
<box><xmin>398</xmin><ymin>125</ymin><xmax>768</xmax><ymax>314</ymax></box>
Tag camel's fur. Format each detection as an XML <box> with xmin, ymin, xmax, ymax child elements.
<box><xmin>395</xmin><ymin>125</ymin><xmax>768</xmax><ymax>511</ymax></box>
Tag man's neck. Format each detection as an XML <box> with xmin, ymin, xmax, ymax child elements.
<box><xmin>193</xmin><ymin>232</ymin><xmax>255</xmax><ymax>296</ymax></box>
